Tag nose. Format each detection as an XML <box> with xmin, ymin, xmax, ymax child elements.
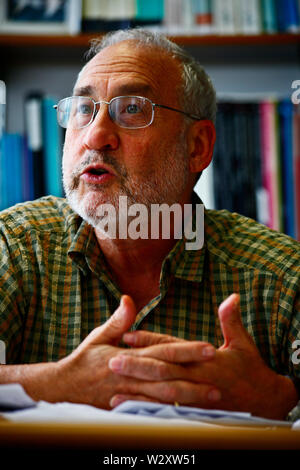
<box><xmin>82</xmin><ymin>102</ymin><xmax>119</xmax><ymax>151</ymax></box>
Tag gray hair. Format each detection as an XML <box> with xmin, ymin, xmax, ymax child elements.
<box><xmin>85</xmin><ymin>28</ymin><xmax>216</xmax><ymax>123</ymax></box>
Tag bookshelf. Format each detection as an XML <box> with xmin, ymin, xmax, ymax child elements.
<box><xmin>0</xmin><ymin>32</ymin><xmax>300</xmax><ymax>46</ymax></box>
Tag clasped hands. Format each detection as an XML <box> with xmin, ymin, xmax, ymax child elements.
<box><xmin>58</xmin><ymin>294</ymin><xmax>298</xmax><ymax>420</ymax></box>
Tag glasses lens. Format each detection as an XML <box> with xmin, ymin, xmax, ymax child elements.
<box><xmin>109</xmin><ymin>96</ymin><xmax>153</xmax><ymax>129</ymax></box>
<box><xmin>57</xmin><ymin>97</ymin><xmax>94</xmax><ymax>129</ymax></box>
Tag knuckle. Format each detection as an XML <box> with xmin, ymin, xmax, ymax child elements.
<box><xmin>163</xmin><ymin>344</ymin><xmax>176</xmax><ymax>362</ymax></box>
<box><xmin>158</xmin><ymin>382</ymin><xmax>178</xmax><ymax>402</ymax></box>
<box><xmin>156</xmin><ymin>362</ymin><xmax>170</xmax><ymax>380</ymax></box>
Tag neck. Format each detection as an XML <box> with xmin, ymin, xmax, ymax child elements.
<box><xmin>95</xmin><ymin>234</ymin><xmax>177</xmax><ymax>278</ymax></box>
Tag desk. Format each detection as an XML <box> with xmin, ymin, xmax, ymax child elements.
<box><xmin>0</xmin><ymin>420</ymin><xmax>299</xmax><ymax>450</ymax></box>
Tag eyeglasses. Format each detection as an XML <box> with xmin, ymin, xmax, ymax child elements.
<box><xmin>53</xmin><ymin>95</ymin><xmax>201</xmax><ymax>130</ymax></box>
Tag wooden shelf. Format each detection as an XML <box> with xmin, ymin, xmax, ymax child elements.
<box><xmin>0</xmin><ymin>32</ymin><xmax>299</xmax><ymax>48</ymax></box>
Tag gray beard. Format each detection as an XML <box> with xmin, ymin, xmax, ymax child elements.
<box><xmin>63</xmin><ymin>134</ymin><xmax>189</xmax><ymax>233</ymax></box>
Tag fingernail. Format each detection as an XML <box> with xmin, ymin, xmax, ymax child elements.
<box><xmin>208</xmin><ymin>389</ymin><xmax>221</xmax><ymax>402</ymax></box>
<box><xmin>202</xmin><ymin>346</ymin><xmax>215</xmax><ymax>358</ymax></box>
<box><xmin>109</xmin><ymin>355</ymin><xmax>124</xmax><ymax>372</ymax></box>
<box><xmin>110</xmin><ymin>395</ymin><xmax>125</xmax><ymax>408</ymax></box>
<box><xmin>123</xmin><ymin>332</ymin><xmax>135</xmax><ymax>345</ymax></box>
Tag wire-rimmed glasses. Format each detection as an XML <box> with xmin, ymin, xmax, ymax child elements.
<box><xmin>53</xmin><ymin>95</ymin><xmax>201</xmax><ymax>130</ymax></box>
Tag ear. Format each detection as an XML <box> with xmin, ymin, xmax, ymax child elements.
<box><xmin>187</xmin><ymin>120</ymin><xmax>216</xmax><ymax>173</ymax></box>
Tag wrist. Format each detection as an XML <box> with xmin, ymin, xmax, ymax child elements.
<box><xmin>19</xmin><ymin>361</ymin><xmax>64</xmax><ymax>403</ymax></box>
<box><xmin>274</xmin><ymin>374</ymin><xmax>299</xmax><ymax>420</ymax></box>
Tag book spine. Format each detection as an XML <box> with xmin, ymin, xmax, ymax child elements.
<box><xmin>163</xmin><ymin>0</ymin><xmax>184</xmax><ymax>33</ymax></box>
<box><xmin>259</xmin><ymin>100</ymin><xmax>281</xmax><ymax>232</ymax></box>
<box><xmin>276</xmin><ymin>0</ymin><xmax>299</xmax><ymax>33</ymax></box>
<box><xmin>261</xmin><ymin>0</ymin><xmax>278</xmax><ymax>33</ymax></box>
<box><xmin>192</xmin><ymin>0</ymin><xmax>212</xmax><ymax>34</ymax></box>
<box><xmin>293</xmin><ymin>105</ymin><xmax>300</xmax><ymax>240</ymax></box>
<box><xmin>24</xmin><ymin>92</ymin><xmax>45</xmax><ymax>200</ymax></box>
<box><xmin>238</xmin><ymin>0</ymin><xmax>262</xmax><ymax>34</ymax></box>
<box><xmin>42</xmin><ymin>96</ymin><xmax>63</xmax><ymax>198</ymax></box>
<box><xmin>212</xmin><ymin>0</ymin><xmax>235</xmax><ymax>35</ymax></box>
<box><xmin>135</xmin><ymin>0</ymin><xmax>163</xmax><ymax>21</ymax></box>
<box><xmin>278</xmin><ymin>100</ymin><xmax>295</xmax><ymax>238</ymax></box>
<box><xmin>0</xmin><ymin>133</ymin><xmax>9</xmax><ymax>211</ymax></box>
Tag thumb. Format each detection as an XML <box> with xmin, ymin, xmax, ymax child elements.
<box><xmin>218</xmin><ymin>293</ymin><xmax>254</xmax><ymax>350</ymax></box>
<box><xmin>85</xmin><ymin>295</ymin><xmax>137</xmax><ymax>346</ymax></box>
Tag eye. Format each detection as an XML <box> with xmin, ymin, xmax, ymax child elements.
<box><xmin>125</xmin><ymin>103</ymin><xmax>140</xmax><ymax>114</ymax></box>
<box><xmin>77</xmin><ymin>103</ymin><xmax>93</xmax><ymax>115</ymax></box>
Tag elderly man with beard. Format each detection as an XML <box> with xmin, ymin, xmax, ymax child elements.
<box><xmin>0</xmin><ymin>29</ymin><xmax>299</xmax><ymax>421</ymax></box>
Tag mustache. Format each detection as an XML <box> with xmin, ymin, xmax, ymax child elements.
<box><xmin>68</xmin><ymin>152</ymin><xmax>128</xmax><ymax>190</ymax></box>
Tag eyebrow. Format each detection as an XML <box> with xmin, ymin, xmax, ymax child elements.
<box><xmin>73</xmin><ymin>83</ymin><xmax>152</xmax><ymax>98</ymax></box>
<box><xmin>116</xmin><ymin>83</ymin><xmax>152</xmax><ymax>96</ymax></box>
<box><xmin>73</xmin><ymin>85</ymin><xmax>95</xmax><ymax>96</ymax></box>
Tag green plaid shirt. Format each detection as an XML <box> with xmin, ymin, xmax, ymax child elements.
<box><xmin>0</xmin><ymin>195</ymin><xmax>299</xmax><ymax>387</ymax></box>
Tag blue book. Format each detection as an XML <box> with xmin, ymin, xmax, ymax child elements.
<box><xmin>279</xmin><ymin>100</ymin><xmax>295</xmax><ymax>238</ymax></box>
<box><xmin>135</xmin><ymin>0</ymin><xmax>164</xmax><ymax>21</ymax></box>
<box><xmin>22</xmin><ymin>136</ymin><xmax>35</xmax><ymax>202</ymax></box>
<box><xmin>42</xmin><ymin>96</ymin><xmax>63</xmax><ymax>198</ymax></box>
<box><xmin>276</xmin><ymin>0</ymin><xmax>299</xmax><ymax>32</ymax></box>
<box><xmin>11</xmin><ymin>134</ymin><xmax>23</xmax><ymax>206</ymax></box>
<box><xmin>1</xmin><ymin>133</ymin><xmax>24</xmax><ymax>210</ymax></box>
<box><xmin>0</xmin><ymin>133</ymin><xmax>9</xmax><ymax>210</ymax></box>
<box><xmin>261</xmin><ymin>0</ymin><xmax>277</xmax><ymax>33</ymax></box>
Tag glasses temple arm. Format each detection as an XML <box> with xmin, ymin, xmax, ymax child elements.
<box><xmin>154</xmin><ymin>103</ymin><xmax>201</xmax><ymax>120</ymax></box>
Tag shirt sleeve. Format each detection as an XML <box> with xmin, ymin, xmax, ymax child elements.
<box><xmin>285</xmin><ymin>291</ymin><xmax>300</xmax><ymax>421</ymax></box>
<box><xmin>0</xmin><ymin>221</ymin><xmax>27</xmax><ymax>364</ymax></box>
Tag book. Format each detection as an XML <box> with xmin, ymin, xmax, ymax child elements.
<box><xmin>213</xmin><ymin>102</ymin><xmax>236</xmax><ymax>212</ymax></box>
<box><xmin>192</xmin><ymin>0</ymin><xmax>213</xmax><ymax>34</ymax></box>
<box><xmin>0</xmin><ymin>0</ymin><xmax>82</xmax><ymax>35</ymax></box>
<box><xmin>24</xmin><ymin>92</ymin><xmax>45</xmax><ymax>200</ymax></box>
<box><xmin>0</xmin><ymin>80</ymin><xmax>5</xmax><ymax>211</ymax></box>
<box><xmin>42</xmin><ymin>96</ymin><xmax>63</xmax><ymax>198</ymax></box>
<box><xmin>261</xmin><ymin>0</ymin><xmax>278</xmax><ymax>33</ymax></box>
<box><xmin>163</xmin><ymin>0</ymin><xmax>184</xmax><ymax>34</ymax></box>
<box><xmin>22</xmin><ymin>136</ymin><xmax>34</xmax><ymax>203</ymax></box>
<box><xmin>212</xmin><ymin>97</ymin><xmax>292</xmax><ymax>236</ymax></box>
<box><xmin>236</xmin><ymin>0</ymin><xmax>262</xmax><ymax>35</ymax></box>
<box><xmin>259</xmin><ymin>100</ymin><xmax>282</xmax><ymax>232</ymax></box>
<box><xmin>278</xmin><ymin>99</ymin><xmax>296</xmax><ymax>238</ymax></box>
<box><xmin>81</xmin><ymin>0</ymin><xmax>133</xmax><ymax>32</ymax></box>
<box><xmin>212</xmin><ymin>0</ymin><xmax>235</xmax><ymax>35</ymax></box>
<box><xmin>135</xmin><ymin>0</ymin><xmax>163</xmax><ymax>25</ymax></box>
<box><xmin>276</xmin><ymin>0</ymin><xmax>300</xmax><ymax>33</ymax></box>
<box><xmin>293</xmin><ymin>105</ymin><xmax>300</xmax><ymax>240</ymax></box>
<box><xmin>0</xmin><ymin>133</ymin><xmax>24</xmax><ymax>210</ymax></box>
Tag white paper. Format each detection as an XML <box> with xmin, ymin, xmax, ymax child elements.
<box><xmin>0</xmin><ymin>383</ymin><xmax>36</xmax><ymax>410</ymax></box>
<box><xmin>0</xmin><ymin>385</ymin><xmax>291</xmax><ymax>428</ymax></box>
<box><xmin>113</xmin><ymin>400</ymin><xmax>291</xmax><ymax>427</ymax></box>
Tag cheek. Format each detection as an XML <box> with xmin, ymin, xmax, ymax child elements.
<box><xmin>62</xmin><ymin>130</ymin><xmax>80</xmax><ymax>171</ymax></box>
<box><xmin>122</xmin><ymin>134</ymin><xmax>156</xmax><ymax>173</ymax></box>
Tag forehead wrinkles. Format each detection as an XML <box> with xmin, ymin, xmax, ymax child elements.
<box><xmin>78</xmin><ymin>47</ymin><xmax>181</xmax><ymax>100</ymax></box>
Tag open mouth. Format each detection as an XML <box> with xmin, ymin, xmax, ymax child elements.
<box><xmin>88</xmin><ymin>168</ymin><xmax>109</xmax><ymax>176</ymax></box>
<box><xmin>81</xmin><ymin>165</ymin><xmax>114</xmax><ymax>184</ymax></box>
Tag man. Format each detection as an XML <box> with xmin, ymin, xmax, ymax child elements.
<box><xmin>0</xmin><ymin>29</ymin><xmax>299</xmax><ymax>420</ymax></box>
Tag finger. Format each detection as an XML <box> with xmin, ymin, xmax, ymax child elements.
<box><xmin>109</xmin><ymin>355</ymin><xmax>187</xmax><ymax>381</ymax></box>
<box><xmin>218</xmin><ymin>293</ymin><xmax>256</xmax><ymax>350</ymax></box>
<box><xmin>110</xmin><ymin>394</ymin><xmax>161</xmax><ymax>408</ymax></box>
<box><xmin>121</xmin><ymin>341</ymin><xmax>216</xmax><ymax>363</ymax></box>
<box><xmin>130</xmin><ymin>380</ymin><xmax>221</xmax><ymax>407</ymax></box>
<box><xmin>123</xmin><ymin>330</ymin><xmax>185</xmax><ymax>347</ymax></box>
<box><xmin>82</xmin><ymin>295</ymin><xmax>137</xmax><ymax>347</ymax></box>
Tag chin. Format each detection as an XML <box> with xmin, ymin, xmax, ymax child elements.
<box><xmin>66</xmin><ymin>189</ymin><xmax>116</xmax><ymax>226</ymax></box>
